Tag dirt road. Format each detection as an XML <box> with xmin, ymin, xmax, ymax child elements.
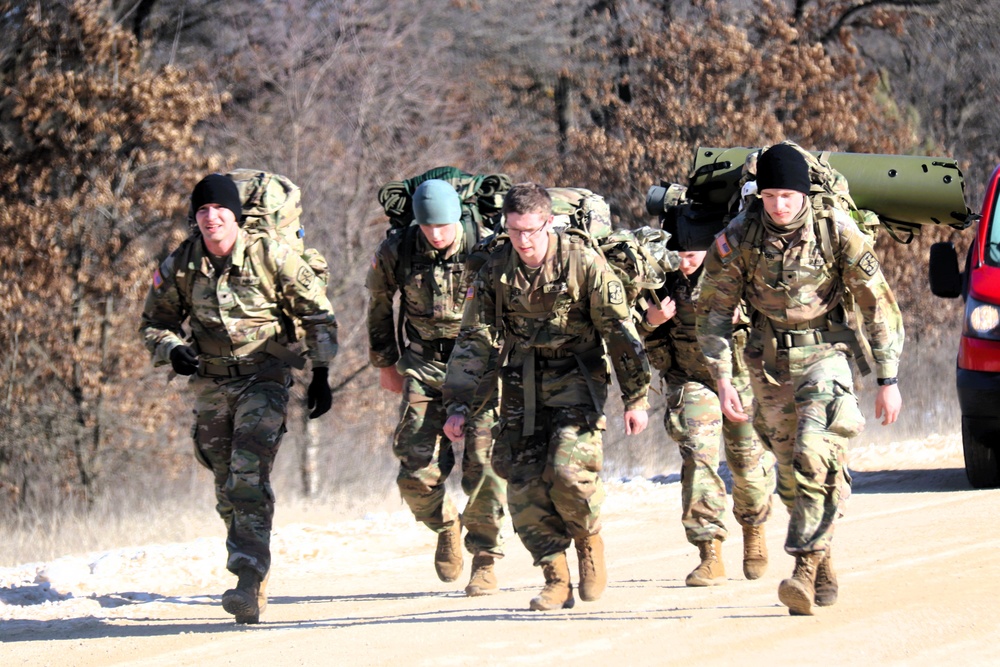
<box><xmin>2</xmin><ymin>442</ymin><xmax>998</xmax><ymax>666</ymax></box>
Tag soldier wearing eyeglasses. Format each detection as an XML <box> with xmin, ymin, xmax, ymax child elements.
<box><xmin>443</xmin><ymin>183</ymin><xmax>651</xmax><ymax>611</ymax></box>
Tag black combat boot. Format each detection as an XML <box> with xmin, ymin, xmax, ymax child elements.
<box><xmin>222</xmin><ymin>567</ymin><xmax>262</xmax><ymax>624</ymax></box>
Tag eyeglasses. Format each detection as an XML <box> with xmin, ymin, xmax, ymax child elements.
<box><xmin>506</xmin><ymin>218</ymin><xmax>551</xmax><ymax>240</ymax></box>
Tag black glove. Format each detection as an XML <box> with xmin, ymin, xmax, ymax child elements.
<box><xmin>169</xmin><ymin>345</ymin><xmax>200</xmax><ymax>376</ymax></box>
<box><xmin>307</xmin><ymin>367</ymin><xmax>332</xmax><ymax>419</ymax></box>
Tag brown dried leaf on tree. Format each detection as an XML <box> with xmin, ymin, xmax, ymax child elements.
<box><xmin>0</xmin><ymin>0</ymin><xmax>222</xmax><ymax>510</ymax></box>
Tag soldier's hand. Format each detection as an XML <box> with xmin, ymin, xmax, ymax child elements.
<box><xmin>307</xmin><ymin>367</ymin><xmax>333</xmax><ymax>419</ymax></box>
<box><xmin>645</xmin><ymin>298</ymin><xmax>675</xmax><ymax>326</ymax></box>
<box><xmin>169</xmin><ymin>345</ymin><xmax>200</xmax><ymax>376</ymax></box>
<box><xmin>716</xmin><ymin>378</ymin><xmax>749</xmax><ymax>422</ymax></box>
<box><xmin>379</xmin><ymin>366</ymin><xmax>404</xmax><ymax>394</ymax></box>
<box><xmin>875</xmin><ymin>384</ymin><xmax>902</xmax><ymax>425</ymax></box>
<box><xmin>444</xmin><ymin>414</ymin><xmax>466</xmax><ymax>443</ymax></box>
<box><xmin>624</xmin><ymin>409</ymin><xmax>648</xmax><ymax>435</ymax></box>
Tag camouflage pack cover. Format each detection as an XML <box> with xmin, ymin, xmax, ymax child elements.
<box><xmin>377</xmin><ymin>166</ymin><xmax>512</xmax><ymax>231</ymax></box>
<box><xmin>547</xmin><ymin>187</ymin><xmax>679</xmax><ymax>309</ymax></box>
<box><xmin>226</xmin><ymin>168</ymin><xmax>329</xmax><ymax>288</ymax></box>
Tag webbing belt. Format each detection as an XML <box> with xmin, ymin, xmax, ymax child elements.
<box><xmin>196</xmin><ymin>336</ymin><xmax>306</xmax><ymax>372</ymax></box>
<box><xmin>198</xmin><ymin>357</ymin><xmax>281</xmax><ymax>378</ymax></box>
<box><xmin>776</xmin><ymin>330</ymin><xmax>827</xmax><ymax>349</ymax></box>
<box><xmin>757</xmin><ymin>314</ymin><xmax>871</xmax><ymax>385</ymax></box>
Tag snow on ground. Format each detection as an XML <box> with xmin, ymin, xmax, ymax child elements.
<box><xmin>0</xmin><ymin>434</ymin><xmax>964</xmax><ymax>627</ymax></box>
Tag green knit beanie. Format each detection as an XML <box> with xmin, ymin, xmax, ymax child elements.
<box><xmin>413</xmin><ymin>179</ymin><xmax>461</xmax><ymax>225</ymax></box>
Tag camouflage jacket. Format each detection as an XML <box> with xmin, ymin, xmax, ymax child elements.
<box><xmin>443</xmin><ymin>231</ymin><xmax>651</xmax><ymax>416</ymax></box>
<box><xmin>696</xmin><ymin>205</ymin><xmax>904</xmax><ymax>381</ymax></box>
<box><xmin>366</xmin><ymin>223</ymin><xmax>476</xmax><ymax>373</ymax></box>
<box><xmin>140</xmin><ymin>229</ymin><xmax>338</xmax><ymax>370</ymax></box>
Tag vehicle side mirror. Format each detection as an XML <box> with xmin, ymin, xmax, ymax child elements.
<box><xmin>929</xmin><ymin>242</ymin><xmax>962</xmax><ymax>298</ymax></box>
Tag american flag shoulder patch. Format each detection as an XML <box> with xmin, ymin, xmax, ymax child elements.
<box><xmin>152</xmin><ymin>267</ymin><xmax>163</xmax><ymax>289</ymax></box>
<box><xmin>715</xmin><ymin>233</ymin><xmax>732</xmax><ymax>258</ymax></box>
<box><xmin>466</xmin><ymin>286</ymin><xmax>475</xmax><ymax>299</ymax></box>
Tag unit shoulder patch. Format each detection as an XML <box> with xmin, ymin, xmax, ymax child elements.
<box><xmin>858</xmin><ymin>251</ymin><xmax>879</xmax><ymax>277</ymax></box>
<box><xmin>607</xmin><ymin>280</ymin><xmax>624</xmax><ymax>305</ymax></box>
<box><xmin>296</xmin><ymin>265</ymin><xmax>315</xmax><ymax>289</ymax></box>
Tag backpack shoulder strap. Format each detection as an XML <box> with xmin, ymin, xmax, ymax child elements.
<box><xmin>491</xmin><ymin>240</ymin><xmax>511</xmax><ymax>331</ymax></box>
<box><xmin>462</xmin><ymin>216</ymin><xmax>480</xmax><ymax>256</ymax></box>
<box><xmin>737</xmin><ymin>215</ymin><xmax>764</xmax><ymax>282</ymax></box>
<box><xmin>172</xmin><ymin>237</ymin><xmax>199</xmax><ymax>311</ymax></box>
<box><xmin>395</xmin><ymin>225</ymin><xmax>416</xmax><ymax>288</ymax></box>
<box><xmin>815</xmin><ymin>203</ymin><xmax>837</xmax><ymax>268</ymax></box>
<box><xmin>394</xmin><ymin>225</ymin><xmax>418</xmax><ymax>355</ymax></box>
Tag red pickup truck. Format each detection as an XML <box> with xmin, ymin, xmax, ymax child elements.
<box><xmin>930</xmin><ymin>165</ymin><xmax>1000</xmax><ymax>488</ymax></box>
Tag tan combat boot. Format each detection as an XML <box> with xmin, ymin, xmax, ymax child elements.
<box><xmin>529</xmin><ymin>552</ymin><xmax>576</xmax><ymax>611</ymax></box>
<box><xmin>465</xmin><ymin>554</ymin><xmax>498</xmax><ymax>596</ymax></box>
<box><xmin>434</xmin><ymin>522</ymin><xmax>464</xmax><ymax>582</ymax></box>
<box><xmin>222</xmin><ymin>567</ymin><xmax>262</xmax><ymax>624</ymax></box>
<box><xmin>685</xmin><ymin>537</ymin><xmax>726</xmax><ymax>586</ymax></box>
<box><xmin>778</xmin><ymin>552</ymin><xmax>824</xmax><ymax>616</ymax></box>
<box><xmin>742</xmin><ymin>524</ymin><xmax>768</xmax><ymax>580</ymax></box>
<box><xmin>575</xmin><ymin>533</ymin><xmax>607</xmax><ymax>602</ymax></box>
<box><xmin>814</xmin><ymin>549</ymin><xmax>838</xmax><ymax>607</ymax></box>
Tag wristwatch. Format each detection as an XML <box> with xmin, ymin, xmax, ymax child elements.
<box><xmin>877</xmin><ymin>377</ymin><xmax>898</xmax><ymax>386</ymax></box>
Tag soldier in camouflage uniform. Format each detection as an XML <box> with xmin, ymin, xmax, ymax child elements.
<box><xmin>140</xmin><ymin>174</ymin><xmax>338</xmax><ymax>624</ymax></box>
<box><xmin>696</xmin><ymin>145</ymin><xmax>904</xmax><ymax>615</ymax></box>
<box><xmin>443</xmin><ymin>183</ymin><xmax>651</xmax><ymax>611</ymax></box>
<box><xmin>367</xmin><ymin>179</ymin><xmax>507</xmax><ymax>596</ymax></box>
<box><xmin>639</xmin><ymin>250</ymin><xmax>775</xmax><ymax>587</ymax></box>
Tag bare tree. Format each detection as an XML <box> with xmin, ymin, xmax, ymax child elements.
<box><xmin>0</xmin><ymin>0</ymin><xmax>222</xmax><ymax>510</ymax></box>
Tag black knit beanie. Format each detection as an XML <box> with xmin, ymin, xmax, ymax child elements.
<box><xmin>191</xmin><ymin>174</ymin><xmax>243</xmax><ymax>223</ymax></box>
<box><xmin>755</xmin><ymin>144</ymin><xmax>811</xmax><ymax>195</ymax></box>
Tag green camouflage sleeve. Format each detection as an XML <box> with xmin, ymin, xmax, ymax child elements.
<box><xmin>443</xmin><ymin>261</ymin><xmax>498</xmax><ymax>418</ymax></box>
<box><xmin>585</xmin><ymin>250</ymin><xmax>651</xmax><ymax>411</ymax></box>
<box><xmin>695</xmin><ymin>227</ymin><xmax>746</xmax><ymax>382</ymax></box>
<box><xmin>365</xmin><ymin>235</ymin><xmax>401</xmax><ymax>368</ymax></box>
<box><xmin>266</xmin><ymin>239</ymin><xmax>339</xmax><ymax>367</ymax></box>
<box><xmin>836</xmin><ymin>215</ymin><xmax>905</xmax><ymax>378</ymax></box>
<box><xmin>139</xmin><ymin>246</ymin><xmax>190</xmax><ymax>367</ymax></box>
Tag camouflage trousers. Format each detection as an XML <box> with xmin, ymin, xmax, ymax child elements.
<box><xmin>664</xmin><ymin>374</ymin><xmax>775</xmax><ymax>545</ymax></box>
<box><xmin>497</xmin><ymin>362</ymin><xmax>608</xmax><ymax>566</ymax></box>
<box><xmin>746</xmin><ymin>339</ymin><xmax>857</xmax><ymax>555</ymax></box>
<box><xmin>191</xmin><ymin>367</ymin><xmax>290</xmax><ymax>578</ymax></box>
<box><xmin>394</xmin><ymin>375</ymin><xmax>506</xmax><ymax>557</ymax></box>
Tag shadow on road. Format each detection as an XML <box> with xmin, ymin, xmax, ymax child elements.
<box><xmin>646</xmin><ymin>466</ymin><xmax>974</xmax><ymax>494</ymax></box>
<box><xmin>848</xmin><ymin>467</ymin><xmax>971</xmax><ymax>493</ymax></box>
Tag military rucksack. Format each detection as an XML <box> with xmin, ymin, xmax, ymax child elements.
<box><xmin>180</xmin><ymin>169</ymin><xmax>328</xmax><ymax>346</ymax></box>
<box><xmin>378</xmin><ymin>166</ymin><xmax>512</xmax><ymax>232</ymax></box>
<box><xmin>545</xmin><ymin>187</ymin><xmax>680</xmax><ymax>311</ymax></box>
